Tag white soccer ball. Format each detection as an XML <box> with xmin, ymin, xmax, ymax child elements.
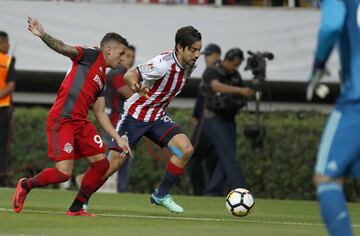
<box><xmin>225</xmin><ymin>188</ymin><xmax>255</xmax><ymax>217</ymax></box>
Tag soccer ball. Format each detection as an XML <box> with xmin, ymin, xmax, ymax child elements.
<box><xmin>225</xmin><ymin>188</ymin><xmax>255</xmax><ymax>217</ymax></box>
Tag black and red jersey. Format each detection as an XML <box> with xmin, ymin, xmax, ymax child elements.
<box><xmin>49</xmin><ymin>47</ymin><xmax>106</xmax><ymax>120</ymax></box>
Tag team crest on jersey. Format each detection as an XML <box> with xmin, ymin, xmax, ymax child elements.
<box><xmin>63</xmin><ymin>143</ymin><xmax>73</xmax><ymax>154</ymax></box>
<box><xmin>139</xmin><ymin>63</ymin><xmax>155</xmax><ymax>74</ymax></box>
<box><xmin>93</xmin><ymin>74</ymin><xmax>104</xmax><ymax>90</ymax></box>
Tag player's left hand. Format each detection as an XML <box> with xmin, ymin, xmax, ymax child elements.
<box><xmin>115</xmin><ymin>135</ymin><xmax>132</xmax><ymax>158</ymax></box>
<box><xmin>306</xmin><ymin>69</ymin><xmax>329</xmax><ymax>101</ymax></box>
<box><xmin>134</xmin><ymin>82</ymin><xmax>149</xmax><ymax>99</ymax></box>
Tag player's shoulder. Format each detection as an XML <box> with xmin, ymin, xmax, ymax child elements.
<box><xmin>83</xmin><ymin>46</ymin><xmax>101</xmax><ymax>55</ymax></box>
<box><xmin>75</xmin><ymin>46</ymin><xmax>100</xmax><ymax>55</ymax></box>
<box><xmin>74</xmin><ymin>46</ymin><xmax>101</xmax><ymax>63</ymax></box>
<box><xmin>149</xmin><ymin>51</ymin><xmax>174</xmax><ymax>71</ymax></box>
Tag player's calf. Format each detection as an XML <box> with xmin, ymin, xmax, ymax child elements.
<box><xmin>68</xmin><ymin>158</ymin><xmax>109</xmax><ymax>214</ymax></box>
<box><xmin>315</xmin><ymin>175</ymin><xmax>352</xmax><ymax>236</ymax></box>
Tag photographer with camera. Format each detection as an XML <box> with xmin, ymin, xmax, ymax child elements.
<box><xmin>201</xmin><ymin>48</ymin><xmax>255</xmax><ymax>195</ymax></box>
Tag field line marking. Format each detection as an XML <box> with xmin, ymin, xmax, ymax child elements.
<box><xmin>1</xmin><ymin>207</ymin><xmax>359</xmax><ymax>228</ymax></box>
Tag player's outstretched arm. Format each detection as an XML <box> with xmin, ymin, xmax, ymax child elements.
<box><xmin>93</xmin><ymin>97</ymin><xmax>132</xmax><ymax>157</ymax></box>
<box><xmin>27</xmin><ymin>16</ymin><xmax>78</xmax><ymax>59</ymax></box>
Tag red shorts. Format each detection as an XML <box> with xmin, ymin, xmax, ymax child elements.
<box><xmin>46</xmin><ymin>116</ymin><xmax>106</xmax><ymax>162</ymax></box>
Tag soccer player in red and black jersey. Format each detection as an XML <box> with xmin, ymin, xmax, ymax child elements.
<box><xmin>12</xmin><ymin>17</ymin><xmax>131</xmax><ymax>216</ymax></box>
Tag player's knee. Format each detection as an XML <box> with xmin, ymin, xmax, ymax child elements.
<box><xmin>313</xmin><ymin>174</ymin><xmax>342</xmax><ymax>187</ymax></box>
<box><xmin>98</xmin><ymin>158</ymin><xmax>110</xmax><ymax>175</ymax></box>
<box><xmin>107</xmin><ymin>151</ymin><xmax>125</xmax><ymax>174</ymax></box>
<box><xmin>56</xmin><ymin>167</ymin><xmax>72</xmax><ymax>177</ymax></box>
<box><xmin>50</xmin><ymin>168</ymin><xmax>71</xmax><ymax>182</ymax></box>
<box><xmin>182</xmin><ymin>143</ymin><xmax>194</xmax><ymax>159</ymax></box>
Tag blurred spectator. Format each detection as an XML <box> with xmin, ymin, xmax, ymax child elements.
<box><xmin>103</xmin><ymin>45</ymin><xmax>135</xmax><ymax>192</ymax></box>
<box><xmin>0</xmin><ymin>31</ymin><xmax>16</xmax><ymax>187</ymax></box>
<box><xmin>272</xmin><ymin>0</ymin><xmax>300</xmax><ymax>7</ymax></box>
<box><xmin>104</xmin><ymin>45</ymin><xmax>136</xmax><ymax>131</ymax></box>
<box><xmin>187</xmin><ymin>43</ymin><xmax>224</xmax><ymax>196</ymax></box>
<box><xmin>309</xmin><ymin>0</ymin><xmax>320</xmax><ymax>8</ymax></box>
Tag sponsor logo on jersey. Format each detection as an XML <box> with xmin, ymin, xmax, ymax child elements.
<box><xmin>63</xmin><ymin>143</ymin><xmax>73</xmax><ymax>154</ymax></box>
<box><xmin>93</xmin><ymin>74</ymin><xmax>104</xmax><ymax>90</ymax></box>
<box><xmin>160</xmin><ymin>115</ymin><xmax>173</xmax><ymax>123</ymax></box>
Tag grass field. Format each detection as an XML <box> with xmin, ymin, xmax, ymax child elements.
<box><xmin>0</xmin><ymin>188</ymin><xmax>359</xmax><ymax>236</ymax></box>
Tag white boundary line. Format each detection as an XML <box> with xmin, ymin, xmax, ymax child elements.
<box><xmin>1</xmin><ymin>208</ymin><xmax>360</xmax><ymax>228</ymax></box>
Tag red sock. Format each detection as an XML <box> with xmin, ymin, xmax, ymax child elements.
<box><xmin>156</xmin><ymin>161</ymin><xmax>184</xmax><ymax>197</ymax></box>
<box><xmin>23</xmin><ymin>168</ymin><xmax>70</xmax><ymax>190</ymax></box>
<box><xmin>167</xmin><ymin>161</ymin><xmax>184</xmax><ymax>176</ymax></box>
<box><xmin>75</xmin><ymin>158</ymin><xmax>109</xmax><ymax>203</ymax></box>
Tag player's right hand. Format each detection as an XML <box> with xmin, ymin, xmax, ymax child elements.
<box><xmin>27</xmin><ymin>17</ymin><xmax>45</xmax><ymax>37</ymax></box>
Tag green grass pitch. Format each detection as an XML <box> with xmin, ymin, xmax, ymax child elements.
<box><xmin>0</xmin><ymin>188</ymin><xmax>359</xmax><ymax>236</ymax></box>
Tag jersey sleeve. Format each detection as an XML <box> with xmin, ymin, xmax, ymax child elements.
<box><xmin>72</xmin><ymin>46</ymin><xmax>84</xmax><ymax>63</ymax></box>
<box><xmin>136</xmin><ymin>56</ymin><xmax>168</xmax><ymax>81</ymax></box>
<box><xmin>314</xmin><ymin>0</ymin><xmax>346</xmax><ymax>65</ymax></box>
<box><xmin>73</xmin><ymin>46</ymin><xmax>100</xmax><ymax>65</ymax></box>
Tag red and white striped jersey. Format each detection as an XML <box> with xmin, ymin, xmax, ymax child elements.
<box><xmin>124</xmin><ymin>50</ymin><xmax>195</xmax><ymax>122</ymax></box>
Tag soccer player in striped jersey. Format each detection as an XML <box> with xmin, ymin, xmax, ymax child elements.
<box><xmin>308</xmin><ymin>0</ymin><xmax>360</xmax><ymax>235</ymax></box>
<box><xmin>98</xmin><ymin>26</ymin><xmax>202</xmax><ymax>213</ymax></box>
<box><xmin>12</xmin><ymin>17</ymin><xmax>131</xmax><ymax>216</ymax></box>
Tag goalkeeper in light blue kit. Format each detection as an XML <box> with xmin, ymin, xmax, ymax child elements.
<box><xmin>307</xmin><ymin>0</ymin><xmax>360</xmax><ymax>236</ymax></box>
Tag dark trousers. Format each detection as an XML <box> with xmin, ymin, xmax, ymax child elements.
<box><xmin>203</xmin><ymin>116</ymin><xmax>246</xmax><ymax>195</ymax></box>
<box><xmin>117</xmin><ymin>157</ymin><xmax>132</xmax><ymax>192</ymax></box>
<box><xmin>187</xmin><ymin>124</ymin><xmax>222</xmax><ymax>196</ymax></box>
<box><xmin>0</xmin><ymin>107</ymin><xmax>12</xmax><ymax>186</ymax></box>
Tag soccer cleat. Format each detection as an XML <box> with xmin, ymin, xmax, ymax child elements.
<box><xmin>150</xmin><ymin>192</ymin><xmax>184</xmax><ymax>213</ymax></box>
<box><xmin>12</xmin><ymin>178</ymin><xmax>28</xmax><ymax>213</ymax></box>
<box><xmin>66</xmin><ymin>209</ymin><xmax>96</xmax><ymax>217</ymax></box>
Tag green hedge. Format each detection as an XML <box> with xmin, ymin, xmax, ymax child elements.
<box><xmin>8</xmin><ymin>107</ymin><xmax>360</xmax><ymax>201</ymax></box>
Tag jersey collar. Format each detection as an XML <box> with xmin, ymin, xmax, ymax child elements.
<box><xmin>172</xmin><ymin>51</ymin><xmax>188</xmax><ymax>70</ymax></box>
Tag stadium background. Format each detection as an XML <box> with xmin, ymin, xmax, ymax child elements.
<box><xmin>1</xmin><ymin>0</ymin><xmax>359</xmax><ymax>201</ymax></box>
